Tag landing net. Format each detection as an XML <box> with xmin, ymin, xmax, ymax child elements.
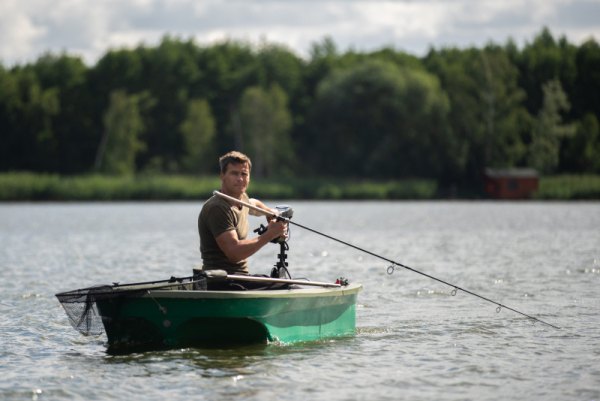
<box><xmin>55</xmin><ymin>276</ymin><xmax>194</xmax><ymax>336</ymax></box>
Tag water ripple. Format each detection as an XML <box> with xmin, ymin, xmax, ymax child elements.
<box><xmin>1</xmin><ymin>201</ymin><xmax>599</xmax><ymax>401</ymax></box>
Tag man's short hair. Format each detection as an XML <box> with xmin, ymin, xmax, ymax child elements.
<box><xmin>219</xmin><ymin>151</ymin><xmax>252</xmax><ymax>174</ymax></box>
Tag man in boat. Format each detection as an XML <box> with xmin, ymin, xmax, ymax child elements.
<box><xmin>198</xmin><ymin>151</ymin><xmax>287</xmax><ymax>284</ymax></box>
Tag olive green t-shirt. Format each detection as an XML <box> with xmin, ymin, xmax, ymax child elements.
<box><xmin>198</xmin><ymin>193</ymin><xmax>250</xmax><ymax>274</ymax></box>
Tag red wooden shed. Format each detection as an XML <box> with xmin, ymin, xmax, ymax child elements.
<box><xmin>483</xmin><ymin>168</ymin><xmax>539</xmax><ymax>199</ymax></box>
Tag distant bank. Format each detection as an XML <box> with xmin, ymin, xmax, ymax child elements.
<box><xmin>0</xmin><ymin>172</ymin><xmax>599</xmax><ymax>201</ymax></box>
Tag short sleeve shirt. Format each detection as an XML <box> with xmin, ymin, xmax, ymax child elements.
<box><xmin>198</xmin><ymin>193</ymin><xmax>250</xmax><ymax>274</ymax></box>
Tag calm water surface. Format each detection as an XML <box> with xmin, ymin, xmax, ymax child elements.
<box><xmin>1</xmin><ymin>201</ymin><xmax>599</xmax><ymax>401</ymax></box>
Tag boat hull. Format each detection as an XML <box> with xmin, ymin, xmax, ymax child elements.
<box><xmin>95</xmin><ymin>283</ymin><xmax>361</xmax><ymax>352</ymax></box>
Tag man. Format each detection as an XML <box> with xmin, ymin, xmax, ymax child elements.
<box><xmin>198</xmin><ymin>151</ymin><xmax>287</xmax><ymax>276</ymax></box>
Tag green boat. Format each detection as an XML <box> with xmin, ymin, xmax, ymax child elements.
<box><xmin>56</xmin><ymin>197</ymin><xmax>362</xmax><ymax>352</ymax></box>
<box><xmin>56</xmin><ymin>273</ymin><xmax>362</xmax><ymax>353</ymax></box>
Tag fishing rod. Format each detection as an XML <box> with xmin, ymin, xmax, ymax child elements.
<box><xmin>212</xmin><ymin>190</ymin><xmax>560</xmax><ymax>329</ymax></box>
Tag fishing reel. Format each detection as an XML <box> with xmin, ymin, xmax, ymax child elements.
<box><xmin>253</xmin><ymin>205</ymin><xmax>293</xmax><ymax>244</ymax></box>
<box><xmin>275</xmin><ymin>205</ymin><xmax>294</xmax><ymax>220</ymax></box>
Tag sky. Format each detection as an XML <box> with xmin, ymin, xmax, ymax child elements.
<box><xmin>1</xmin><ymin>0</ymin><xmax>599</xmax><ymax>66</ymax></box>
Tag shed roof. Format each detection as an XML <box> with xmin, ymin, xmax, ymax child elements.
<box><xmin>484</xmin><ymin>168</ymin><xmax>539</xmax><ymax>178</ymax></box>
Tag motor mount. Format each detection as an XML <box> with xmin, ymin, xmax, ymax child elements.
<box><xmin>253</xmin><ymin>205</ymin><xmax>293</xmax><ymax>279</ymax></box>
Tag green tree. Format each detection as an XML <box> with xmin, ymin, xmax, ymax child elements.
<box><xmin>424</xmin><ymin>46</ymin><xmax>530</xmax><ymax>182</ymax></box>
<box><xmin>0</xmin><ymin>66</ymin><xmax>20</xmax><ymax>170</ymax></box>
<box><xmin>90</xmin><ymin>37</ymin><xmax>203</xmax><ymax>173</ymax></box>
<box><xmin>30</xmin><ymin>53</ymin><xmax>96</xmax><ymax>173</ymax></box>
<box><xmin>255</xmin><ymin>43</ymin><xmax>304</xmax><ymax>99</ymax></box>
<box><xmin>573</xmin><ymin>39</ymin><xmax>600</xmax><ymax>120</ymax></box>
<box><xmin>307</xmin><ymin>59</ymin><xmax>454</xmax><ymax>179</ymax></box>
<box><xmin>88</xmin><ymin>48</ymin><xmax>148</xmax><ymax>171</ymax></box>
<box><xmin>95</xmin><ymin>90</ymin><xmax>147</xmax><ymax>175</ymax></box>
<box><xmin>478</xmin><ymin>47</ymin><xmax>530</xmax><ymax>168</ymax></box>
<box><xmin>180</xmin><ymin>98</ymin><xmax>217</xmax><ymax>173</ymax></box>
<box><xmin>561</xmin><ymin>113</ymin><xmax>600</xmax><ymax>173</ymax></box>
<box><xmin>197</xmin><ymin>41</ymin><xmax>257</xmax><ymax>153</ymax></box>
<box><xmin>3</xmin><ymin>30</ymin><xmax>600</xmax><ymax>183</ymax></box>
<box><xmin>527</xmin><ymin>79</ymin><xmax>576</xmax><ymax>173</ymax></box>
<box><xmin>0</xmin><ymin>67</ymin><xmax>59</xmax><ymax>171</ymax></box>
<box><xmin>516</xmin><ymin>27</ymin><xmax>577</xmax><ymax>116</ymax></box>
<box><xmin>138</xmin><ymin>37</ymin><xmax>203</xmax><ymax>171</ymax></box>
<box><xmin>238</xmin><ymin>84</ymin><xmax>293</xmax><ymax>178</ymax></box>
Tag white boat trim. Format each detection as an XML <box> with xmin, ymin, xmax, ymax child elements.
<box><xmin>146</xmin><ymin>283</ymin><xmax>363</xmax><ymax>299</ymax></box>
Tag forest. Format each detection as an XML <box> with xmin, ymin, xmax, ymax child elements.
<box><xmin>1</xmin><ymin>27</ymin><xmax>599</xmax><ymax>193</ymax></box>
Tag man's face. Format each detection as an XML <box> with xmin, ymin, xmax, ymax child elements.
<box><xmin>220</xmin><ymin>162</ymin><xmax>250</xmax><ymax>197</ymax></box>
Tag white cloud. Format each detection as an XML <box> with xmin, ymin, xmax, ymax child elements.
<box><xmin>0</xmin><ymin>0</ymin><xmax>46</xmax><ymax>63</ymax></box>
<box><xmin>1</xmin><ymin>0</ymin><xmax>599</xmax><ymax>66</ymax></box>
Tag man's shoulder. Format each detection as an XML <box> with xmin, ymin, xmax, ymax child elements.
<box><xmin>203</xmin><ymin>195</ymin><xmax>229</xmax><ymax>210</ymax></box>
<box><xmin>203</xmin><ymin>193</ymin><xmax>249</xmax><ymax>209</ymax></box>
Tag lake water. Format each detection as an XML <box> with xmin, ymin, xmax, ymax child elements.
<box><xmin>1</xmin><ymin>201</ymin><xmax>599</xmax><ymax>401</ymax></box>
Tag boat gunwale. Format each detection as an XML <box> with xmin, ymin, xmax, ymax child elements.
<box><xmin>143</xmin><ymin>283</ymin><xmax>362</xmax><ymax>300</ymax></box>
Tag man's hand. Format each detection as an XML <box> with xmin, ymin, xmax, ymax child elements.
<box><xmin>264</xmin><ymin>218</ymin><xmax>288</xmax><ymax>242</ymax></box>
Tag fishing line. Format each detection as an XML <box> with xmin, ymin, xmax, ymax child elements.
<box><xmin>289</xmin><ymin>220</ymin><xmax>559</xmax><ymax>329</ymax></box>
<box><xmin>212</xmin><ymin>190</ymin><xmax>560</xmax><ymax>329</ymax></box>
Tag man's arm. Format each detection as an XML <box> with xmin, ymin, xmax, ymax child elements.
<box><xmin>215</xmin><ymin>218</ymin><xmax>287</xmax><ymax>263</ymax></box>
<box><xmin>248</xmin><ymin>198</ymin><xmax>277</xmax><ymax>217</ymax></box>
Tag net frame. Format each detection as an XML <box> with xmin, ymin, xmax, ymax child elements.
<box><xmin>55</xmin><ymin>276</ymin><xmax>194</xmax><ymax>336</ymax></box>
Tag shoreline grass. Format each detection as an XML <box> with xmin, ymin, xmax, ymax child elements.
<box><xmin>534</xmin><ymin>175</ymin><xmax>600</xmax><ymax>200</ymax></box>
<box><xmin>1</xmin><ymin>172</ymin><xmax>599</xmax><ymax>201</ymax></box>
<box><xmin>0</xmin><ymin>172</ymin><xmax>438</xmax><ymax>201</ymax></box>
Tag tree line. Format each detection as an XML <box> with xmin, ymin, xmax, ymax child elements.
<box><xmin>1</xmin><ymin>27</ymin><xmax>599</xmax><ymax>187</ymax></box>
